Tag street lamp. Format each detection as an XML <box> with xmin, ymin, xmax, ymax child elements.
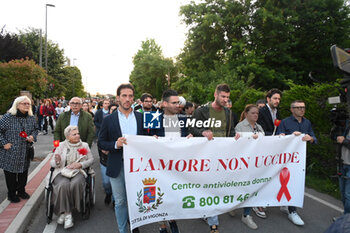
<box><xmin>45</xmin><ymin>3</ymin><xmax>55</xmax><ymax>71</ymax></box>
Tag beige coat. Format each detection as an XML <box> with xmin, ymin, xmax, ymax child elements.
<box><xmin>46</xmin><ymin>140</ymin><xmax>94</xmax><ymax>184</ymax></box>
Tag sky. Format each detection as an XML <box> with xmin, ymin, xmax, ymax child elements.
<box><xmin>0</xmin><ymin>0</ymin><xmax>194</xmax><ymax>95</ymax></box>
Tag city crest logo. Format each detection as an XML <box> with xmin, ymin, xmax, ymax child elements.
<box><xmin>143</xmin><ymin>110</ymin><xmax>162</xmax><ymax>129</ymax></box>
<box><xmin>136</xmin><ymin>178</ymin><xmax>164</xmax><ymax>213</ymax></box>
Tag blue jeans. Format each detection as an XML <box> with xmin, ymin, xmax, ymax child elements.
<box><xmin>208</xmin><ymin>215</ymin><xmax>219</xmax><ymax>226</ymax></box>
<box><xmin>100</xmin><ymin>164</ymin><xmax>113</xmax><ymax>197</ymax></box>
<box><xmin>339</xmin><ymin>165</ymin><xmax>350</xmax><ymax>214</ymax></box>
<box><xmin>243</xmin><ymin>207</ymin><xmax>251</xmax><ymax>216</ymax></box>
<box><xmin>110</xmin><ymin>165</ymin><xmax>128</xmax><ymax>233</ymax></box>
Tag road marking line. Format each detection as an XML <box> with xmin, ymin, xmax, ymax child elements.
<box><xmin>305</xmin><ymin>192</ymin><xmax>343</xmax><ymax>213</ymax></box>
<box><xmin>43</xmin><ymin>221</ymin><xmax>58</xmax><ymax>233</ymax></box>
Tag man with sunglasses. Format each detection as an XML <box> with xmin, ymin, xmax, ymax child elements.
<box><xmin>54</xmin><ymin>97</ymin><xmax>95</xmax><ymax>147</ymax></box>
<box><xmin>277</xmin><ymin>100</ymin><xmax>317</xmax><ymax>226</ymax></box>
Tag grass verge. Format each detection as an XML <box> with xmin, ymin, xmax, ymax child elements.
<box><xmin>305</xmin><ymin>174</ymin><xmax>341</xmax><ymax>200</ymax></box>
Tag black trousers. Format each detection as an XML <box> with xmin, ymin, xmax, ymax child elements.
<box><xmin>4</xmin><ymin>169</ymin><xmax>28</xmax><ymax>197</ymax></box>
<box><xmin>288</xmin><ymin>206</ymin><xmax>297</xmax><ymax>213</ymax></box>
<box><xmin>43</xmin><ymin>116</ymin><xmax>54</xmax><ymax>132</ymax></box>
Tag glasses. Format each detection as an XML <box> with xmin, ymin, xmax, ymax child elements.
<box><xmin>19</xmin><ymin>103</ymin><xmax>31</xmax><ymax>106</ymax></box>
<box><xmin>292</xmin><ymin>106</ymin><xmax>305</xmax><ymax>110</ymax></box>
<box><xmin>70</xmin><ymin>102</ymin><xmax>81</xmax><ymax>105</ymax></box>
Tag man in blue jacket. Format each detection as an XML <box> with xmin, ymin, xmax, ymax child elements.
<box><xmin>277</xmin><ymin>100</ymin><xmax>317</xmax><ymax>226</ymax></box>
<box><xmin>98</xmin><ymin>83</ymin><xmax>146</xmax><ymax>233</ymax></box>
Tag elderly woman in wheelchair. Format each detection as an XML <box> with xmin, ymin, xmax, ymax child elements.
<box><xmin>48</xmin><ymin>125</ymin><xmax>93</xmax><ymax>229</ymax></box>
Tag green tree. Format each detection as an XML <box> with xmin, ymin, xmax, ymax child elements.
<box><xmin>56</xmin><ymin>66</ymin><xmax>85</xmax><ymax>100</ymax></box>
<box><xmin>0</xmin><ymin>27</ymin><xmax>32</xmax><ymax>62</ymax></box>
<box><xmin>251</xmin><ymin>0</ymin><xmax>350</xmax><ymax>84</ymax></box>
<box><xmin>130</xmin><ymin>39</ymin><xmax>178</xmax><ymax>100</ymax></box>
<box><xmin>18</xmin><ymin>28</ymin><xmax>66</xmax><ymax>79</ymax></box>
<box><xmin>0</xmin><ymin>59</ymin><xmax>48</xmax><ymax>114</ymax></box>
<box><xmin>177</xmin><ymin>0</ymin><xmax>350</xmax><ymax>97</ymax></box>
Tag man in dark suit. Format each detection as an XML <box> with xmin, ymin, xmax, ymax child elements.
<box><xmin>254</xmin><ymin>88</ymin><xmax>282</xmax><ymax>219</ymax></box>
<box><xmin>94</xmin><ymin>99</ymin><xmax>114</xmax><ymax>206</ymax></box>
<box><xmin>94</xmin><ymin>99</ymin><xmax>110</xmax><ymax>137</ymax></box>
<box><xmin>98</xmin><ymin>83</ymin><xmax>144</xmax><ymax>233</ymax></box>
<box><xmin>257</xmin><ymin>89</ymin><xmax>282</xmax><ymax>136</ymax></box>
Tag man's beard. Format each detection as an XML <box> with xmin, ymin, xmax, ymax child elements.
<box><xmin>215</xmin><ymin>99</ymin><xmax>225</xmax><ymax>108</ymax></box>
<box><xmin>120</xmin><ymin>102</ymin><xmax>131</xmax><ymax>111</ymax></box>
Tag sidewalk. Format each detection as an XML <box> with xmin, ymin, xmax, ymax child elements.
<box><xmin>0</xmin><ymin>153</ymin><xmax>52</xmax><ymax>233</ymax></box>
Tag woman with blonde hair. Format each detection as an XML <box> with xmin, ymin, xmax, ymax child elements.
<box><xmin>0</xmin><ymin>96</ymin><xmax>38</xmax><ymax>202</ymax></box>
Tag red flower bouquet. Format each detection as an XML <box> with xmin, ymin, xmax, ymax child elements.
<box><xmin>274</xmin><ymin>119</ymin><xmax>281</xmax><ymax>127</ymax></box>
<box><xmin>19</xmin><ymin>131</ymin><xmax>28</xmax><ymax>138</ymax></box>
<box><xmin>77</xmin><ymin>148</ymin><xmax>88</xmax><ymax>156</ymax></box>
<box><xmin>52</xmin><ymin>140</ymin><xmax>60</xmax><ymax>152</ymax></box>
<box><xmin>53</xmin><ymin>140</ymin><xmax>60</xmax><ymax>148</ymax></box>
<box><xmin>272</xmin><ymin>119</ymin><xmax>281</xmax><ymax>136</ymax></box>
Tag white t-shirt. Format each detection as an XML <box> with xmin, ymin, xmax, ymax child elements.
<box><xmin>164</xmin><ymin>115</ymin><xmax>181</xmax><ymax>138</ymax></box>
<box><xmin>55</xmin><ymin>107</ymin><xmax>65</xmax><ymax>115</ymax></box>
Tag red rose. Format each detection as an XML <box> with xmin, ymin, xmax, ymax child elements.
<box><xmin>77</xmin><ymin>148</ymin><xmax>88</xmax><ymax>156</ymax></box>
<box><xmin>53</xmin><ymin>140</ymin><xmax>60</xmax><ymax>148</ymax></box>
<box><xmin>19</xmin><ymin>131</ymin><xmax>28</xmax><ymax>138</ymax></box>
<box><xmin>274</xmin><ymin>119</ymin><xmax>281</xmax><ymax>127</ymax></box>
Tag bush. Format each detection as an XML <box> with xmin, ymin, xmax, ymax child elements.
<box><xmin>0</xmin><ymin>59</ymin><xmax>48</xmax><ymax>114</ymax></box>
<box><xmin>279</xmin><ymin>82</ymin><xmax>340</xmax><ymax>134</ymax></box>
<box><xmin>232</xmin><ymin>88</ymin><xmax>265</xmax><ymax>116</ymax></box>
<box><xmin>229</xmin><ymin>82</ymin><xmax>341</xmax><ymax>196</ymax></box>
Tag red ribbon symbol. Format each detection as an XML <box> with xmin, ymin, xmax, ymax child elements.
<box><xmin>277</xmin><ymin>167</ymin><xmax>292</xmax><ymax>202</ymax></box>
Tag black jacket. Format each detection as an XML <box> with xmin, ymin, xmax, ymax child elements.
<box><xmin>189</xmin><ymin>102</ymin><xmax>236</xmax><ymax>137</ymax></box>
<box><xmin>257</xmin><ymin>104</ymin><xmax>280</xmax><ymax>136</ymax></box>
<box><xmin>154</xmin><ymin>114</ymin><xmax>189</xmax><ymax>137</ymax></box>
<box><xmin>98</xmin><ymin>111</ymin><xmax>148</xmax><ymax>178</ymax></box>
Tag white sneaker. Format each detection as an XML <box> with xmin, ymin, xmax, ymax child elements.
<box><xmin>252</xmin><ymin>207</ymin><xmax>267</xmax><ymax>218</ymax></box>
<box><xmin>57</xmin><ymin>213</ymin><xmax>65</xmax><ymax>224</ymax></box>
<box><xmin>280</xmin><ymin>206</ymin><xmax>289</xmax><ymax>214</ymax></box>
<box><xmin>241</xmin><ymin>215</ymin><xmax>258</xmax><ymax>229</ymax></box>
<box><xmin>288</xmin><ymin>212</ymin><xmax>304</xmax><ymax>226</ymax></box>
<box><xmin>64</xmin><ymin>214</ymin><xmax>74</xmax><ymax>229</ymax></box>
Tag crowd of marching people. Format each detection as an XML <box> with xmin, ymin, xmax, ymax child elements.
<box><xmin>2</xmin><ymin>82</ymin><xmax>348</xmax><ymax>233</ymax></box>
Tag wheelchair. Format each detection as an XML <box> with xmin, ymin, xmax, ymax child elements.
<box><xmin>45</xmin><ymin>166</ymin><xmax>96</xmax><ymax>224</ymax></box>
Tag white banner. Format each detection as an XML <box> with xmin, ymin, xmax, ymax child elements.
<box><xmin>124</xmin><ymin>135</ymin><xmax>306</xmax><ymax>230</ymax></box>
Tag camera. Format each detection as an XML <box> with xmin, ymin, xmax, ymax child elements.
<box><xmin>330</xmin><ymin>45</ymin><xmax>350</xmax><ymax>176</ymax></box>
